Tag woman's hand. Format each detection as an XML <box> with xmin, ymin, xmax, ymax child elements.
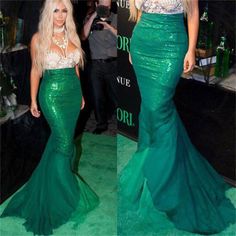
<box><xmin>81</xmin><ymin>96</ymin><xmax>85</xmax><ymax>110</ymax></box>
<box><xmin>183</xmin><ymin>50</ymin><xmax>196</xmax><ymax>73</ymax></box>
<box><xmin>129</xmin><ymin>52</ymin><xmax>132</xmax><ymax>64</ymax></box>
<box><xmin>30</xmin><ymin>102</ymin><xmax>41</xmax><ymax>118</ymax></box>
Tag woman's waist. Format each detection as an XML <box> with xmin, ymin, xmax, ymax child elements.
<box><xmin>139</xmin><ymin>12</ymin><xmax>185</xmax><ymax>28</ymax></box>
<box><xmin>132</xmin><ymin>12</ymin><xmax>186</xmax><ymax>42</ymax></box>
<box><xmin>41</xmin><ymin>67</ymin><xmax>79</xmax><ymax>87</ymax></box>
<box><xmin>43</xmin><ymin>67</ymin><xmax>77</xmax><ymax>81</ymax></box>
<box><xmin>43</xmin><ymin>67</ymin><xmax>76</xmax><ymax>76</ymax></box>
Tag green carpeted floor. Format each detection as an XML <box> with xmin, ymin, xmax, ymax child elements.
<box><xmin>0</xmin><ymin>132</ymin><xmax>117</xmax><ymax>236</ymax></box>
<box><xmin>1</xmin><ymin>133</ymin><xmax>235</xmax><ymax>236</ymax></box>
<box><xmin>117</xmin><ymin>134</ymin><xmax>236</xmax><ymax>236</ymax></box>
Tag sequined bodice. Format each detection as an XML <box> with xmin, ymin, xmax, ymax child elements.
<box><xmin>44</xmin><ymin>49</ymin><xmax>81</xmax><ymax>70</ymax></box>
<box><xmin>135</xmin><ymin>0</ymin><xmax>184</xmax><ymax>14</ymax></box>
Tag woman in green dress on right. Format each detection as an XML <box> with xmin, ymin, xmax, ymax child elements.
<box><xmin>120</xmin><ymin>0</ymin><xmax>236</xmax><ymax>234</ymax></box>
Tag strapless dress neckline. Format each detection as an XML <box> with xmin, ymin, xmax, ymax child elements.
<box><xmin>44</xmin><ymin>48</ymin><xmax>81</xmax><ymax>70</ymax></box>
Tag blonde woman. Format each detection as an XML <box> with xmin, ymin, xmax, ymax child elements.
<box><xmin>1</xmin><ymin>0</ymin><xmax>99</xmax><ymax>234</ymax></box>
<box><xmin>120</xmin><ymin>0</ymin><xmax>235</xmax><ymax>234</ymax></box>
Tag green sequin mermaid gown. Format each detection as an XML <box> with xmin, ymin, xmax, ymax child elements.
<box><xmin>1</xmin><ymin>68</ymin><xmax>99</xmax><ymax>235</ymax></box>
<box><xmin>119</xmin><ymin>12</ymin><xmax>236</xmax><ymax>235</ymax></box>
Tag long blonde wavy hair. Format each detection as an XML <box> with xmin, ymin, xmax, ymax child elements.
<box><xmin>129</xmin><ymin>0</ymin><xmax>193</xmax><ymax>22</ymax></box>
<box><xmin>35</xmin><ymin>0</ymin><xmax>84</xmax><ymax>73</ymax></box>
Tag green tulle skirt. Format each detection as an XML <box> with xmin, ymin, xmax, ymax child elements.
<box><xmin>1</xmin><ymin>68</ymin><xmax>99</xmax><ymax>235</ymax></box>
<box><xmin>119</xmin><ymin>12</ymin><xmax>236</xmax><ymax>234</ymax></box>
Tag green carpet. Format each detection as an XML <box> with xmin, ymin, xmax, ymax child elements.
<box><xmin>1</xmin><ymin>133</ymin><xmax>235</xmax><ymax>235</ymax></box>
<box><xmin>117</xmin><ymin>134</ymin><xmax>236</xmax><ymax>236</ymax></box>
<box><xmin>0</xmin><ymin>132</ymin><xmax>117</xmax><ymax>236</ymax></box>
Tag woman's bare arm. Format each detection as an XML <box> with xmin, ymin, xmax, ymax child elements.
<box><xmin>75</xmin><ymin>64</ymin><xmax>85</xmax><ymax>109</ymax></box>
<box><xmin>30</xmin><ymin>33</ymin><xmax>42</xmax><ymax>117</ymax></box>
<box><xmin>75</xmin><ymin>64</ymin><xmax>80</xmax><ymax>78</ymax></box>
<box><xmin>184</xmin><ymin>0</ymin><xmax>199</xmax><ymax>73</ymax></box>
<box><xmin>129</xmin><ymin>10</ymin><xmax>142</xmax><ymax>64</ymax></box>
<box><xmin>137</xmin><ymin>10</ymin><xmax>142</xmax><ymax>22</ymax></box>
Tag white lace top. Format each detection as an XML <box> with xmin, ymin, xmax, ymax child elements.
<box><xmin>135</xmin><ymin>0</ymin><xmax>184</xmax><ymax>14</ymax></box>
<box><xmin>44</xmin><ymin>49</ymin><xmax>81</xmax><ymax>70</ymax></box>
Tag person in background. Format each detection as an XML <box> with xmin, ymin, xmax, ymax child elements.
<box><xmin>81</xmin><ymin>0</ymin><xmax>117</xmax><ymax>134</ymax></box>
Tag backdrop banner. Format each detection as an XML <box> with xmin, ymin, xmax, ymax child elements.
<box><xmin>117</xmin><ymin>0</ymin><xmax>140</xmax><ymax>139</ymax></box>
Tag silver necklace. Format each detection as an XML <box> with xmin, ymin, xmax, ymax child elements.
<box><xmin>52</xmin><ymin>32</ymin><xmax>68</xmax><ymax>57</ymax></box>
<box><xmin>52</xmin><ymin>33</ymin><xmax>68</xmax><ymax>50</ymax></box>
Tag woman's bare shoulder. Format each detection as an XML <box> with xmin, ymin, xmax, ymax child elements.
<box><xmin>31</xmin><ymin>32</ymin><xmax>40</xmax><ymax>46</ymax></box>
